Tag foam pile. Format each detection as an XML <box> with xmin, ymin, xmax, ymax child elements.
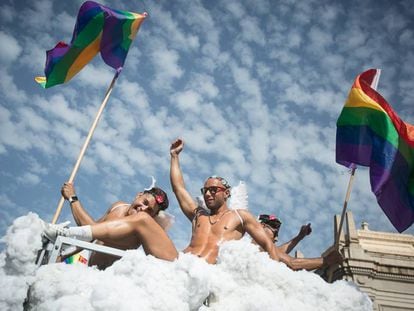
<box><xmin>0</xmin><ymin>214</ymin><xmax>372</xmax><ymax>310</ymax></box>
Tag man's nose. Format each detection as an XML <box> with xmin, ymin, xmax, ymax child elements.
<box><xmin>138</xmin><ymin>204</ymin><xmax>148</xmax><ymax>211</ymax></box>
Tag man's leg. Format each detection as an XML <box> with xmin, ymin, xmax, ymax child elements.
<box><xmin>90</xmin><ymin>213</ymin><xmax>178</xmax><ymax>261</ymax></box>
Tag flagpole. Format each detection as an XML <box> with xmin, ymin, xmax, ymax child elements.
<box><xmin>334</xmin><ymin>165</ymin><xmax>356</xmax><ymax>250</ymax></box>
<box><xmin>328</xmin><ymin>69</ymin><xmax>381</xmax><ymax>282</ymax></box>
<box><xmin>51</xmin><ymin>69</ymin><xmax>121</xmax><ymax>224</ymax></box>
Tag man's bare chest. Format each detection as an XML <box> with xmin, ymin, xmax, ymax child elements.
<box><xmin>193</xmin><ymin>212</ymin><xmax>242</xmax><ymax>236</ymax></box>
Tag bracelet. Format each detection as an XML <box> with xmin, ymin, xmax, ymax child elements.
<box><xmin>68</xmin><ymin>195</ymin><xmax>79</xmax><ymax>203</ymax></box>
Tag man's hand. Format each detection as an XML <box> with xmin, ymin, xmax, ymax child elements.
<box><xmin>298</xmin><ymin>223</ymin><xmax>312</xmax><ymax>238</ymax></box>
<box><xmin>323</xmin><ymin>249</ymin><xmax>343</xmax><ymax>266</ymax></box>
<box><xmin>170</xmin><ymin>138</ymin><xmax>184</xmax><ymax>156</ymax></box>
<box><xmin>61</xmin><ymin>182</ymin><xmax>76</xmax><ymax>200</ymax></box>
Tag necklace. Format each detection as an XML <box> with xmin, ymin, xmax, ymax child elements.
<box><xmin>209</xmin><ymin>210</ymin><xmax>232</xmax><ymax>225</ymax></box>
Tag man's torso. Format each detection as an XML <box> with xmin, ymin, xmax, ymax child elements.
<box><xmin>184</xmin><ymin>208</ymin><xmax>244</xmax><ymax>263</ymax></box>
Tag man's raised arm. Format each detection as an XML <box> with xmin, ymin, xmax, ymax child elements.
<box><xmin>278</xmin><ymin>223</ymin><xmax>312</xmax><ymax>254</ymax></box>
<box><xmin>170</xmin><ymin>139</ymin><xmax>197</xmax><ymax>221</ymax></box>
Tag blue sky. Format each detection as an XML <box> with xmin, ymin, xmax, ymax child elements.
<box><xmin>0</xmin><ymin>0</ymin><xmax>413</xmax><ymax>257</ymax></box>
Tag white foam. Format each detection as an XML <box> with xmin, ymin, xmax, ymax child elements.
<box><xmin>0</xmin><ymin>214</ymin><xmax>372</xmax><ymax>310</ymax></box>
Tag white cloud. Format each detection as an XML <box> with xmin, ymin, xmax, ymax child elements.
<box><xmin>308</xmin><ymin>26</ymin><xmax>333</xmax><ymax>52</ymax></box>
<box><xmin>382</xmin><ymin>8</ymin><xmax>408</xmax><ymax>34</ymax></box>
<box><xmin>117</xmin><ymin>79</ymin><xmax>149</xmax><ymax>110</ymax></box>
<box><xmin>224</xmin><ymin>2</ymin><xmax>245</xmax><ymax>19</ymax></box>
<box><xmin>272</xmin><ymin>133</ymin><xmax>301</xmax><ymax>163</ymax></box>
<box><xmin>248</xmin><ymin>127</ymin><xmax>270</xmax><ymax>163</ymax></box>
<box><xmin>77</xmin><ymin>64</ymin><xmax>115</xmax><ymax>89</ymax></box>
<box><xmin>230</xmin><ymin>62</ymin><xmax>262</xmax><ymax>104</ymax></box>
<box><xmin>0</xmin><ymin>106</ymin><xmax>32</xmax><ymax>152</ymax></box>
<box><xmin>0</xmin><ymin>31</ymin><xmax>22</xmax><ymax>65</ymax></box>
<box><xmin>336</xmin><ymin>25</ymin><xmax>367</xmax><ymax>51</ymax></box>
<box><xmin>233</xmin><ymin>41</ymin><xmax>254</xmax><ymax>68</ymax></box>
<box><xmin>317</xmin><ymin>4</ymin><xmax>340</xmax><ymax>27</ymax></box>
<box><xmin>176</xmin><ymin>1</ymin><xmax>221</xmax><ymax>70</ymax></box>
<box><xmin>0</xmin><ymin>69</ymin><xmax>27</xmax><ymax>103</ymax></box>
<box><xmin>239</xmin><ymin>16</ymin><xmax>266</xmax><ymax>46</ymax></box>
<box><xmin>52</xmin><ymin>121</ymin><xmax>83</xmax><ymax>149</ymax></box>
<box><xmin>0</xmin><ymin>5</ymin><xmax>16</xmax><ymax>23</ymax></box>
<box><xmin>189</xmin><ymin>74</ymin><xmax>218</xmax><ymax>98</ymax></box>
<box><xmin>17</xmin><ymin>107</ymin><xmax>50</xmax><ymax>132</ymax></box>
<box><xmin>16</xmin><ymin>172</ymin><xmax>41</xmax><ymax>186</ymax></box>
<box><xmin>52</xmin><ymin>11</ymin><xmax>78</xmax><ymax>36</ymax></box>
<box><xmin>172</xmin><ymin>90</ymin><xmax>202</xmax><ymax>112</ymax></box>
<box><xmin>286</xmin><ymin>30</ymin><xmax>302</xmax><ymax>48</ymax></box>
<box><xmin>269</xmin><ymin>49</ymin><xmax>301</xmax><ymax>66</ymax></box>
<box><xmin>148</xmin><ymin>3</ymin><xmax>200</xmax><ymax>52</ymax></box>
<box><xmin>93</xmin><ymin>142</ymin><xmax>134</xmax><ymax>176</ymax></box>
<box><xmin>399</xmin><ymin>29</ymin><xmax>414</xmax><ymax>47</ymax></box>
<box><xmin>290</xmin><ymin>2</ymin><xmax>312</xmax><ymax>25</ymax></box>
<box><xmin>283</xmin><ymin>83</ymin><xmax>311</xmax><ymax>106</ymax></box>
<box><xmin>34</xmin><ymin>94</ymin><xmax>91</xmax><ymax>130</ymax></box>
<box><xmin>149</xmin><ymin>39</ymin><xmax>183</xmax><ymax>90</ymax></box>
<box><xmin>19</xmin><ymin>0</ymin><xmax>54</xmax><ymax>32</ymax></box>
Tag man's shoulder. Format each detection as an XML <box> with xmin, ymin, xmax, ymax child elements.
<box><xmin>194</xmin><ymin>207</ymin><xmax>210</xmax><ymax>217</ymax></box>
<box><xmin>109</xmin><ymin>201</ymin><xmax>130</xmax><ymax>213</ymax></box>
<box><xmin>233</xmin><ymin>208</ymin><xmax>253</xmax><ymax>218</ymax></box>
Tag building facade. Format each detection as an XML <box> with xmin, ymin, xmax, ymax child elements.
<box><xmin>316</xmin><ymin>211</ymin><xmax>414</xmax><ymax>311</ymax></box>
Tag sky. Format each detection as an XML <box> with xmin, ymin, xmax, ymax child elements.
<box><xmin>0</xmin><ymin>0</ymin><xmax>414</xmax><ymax>260</ymax></box>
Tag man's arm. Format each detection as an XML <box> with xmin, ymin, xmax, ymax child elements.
<box><xmin>61</xmin><ymin>182</ymin><xmax>97</xmax><ymax>226</ymax></box>
<box><xmin>170</xmin><ymin>139</ymin><xmax>197</xmax><ymax>221</ymax></box>
<box><xmin>241</xmin><ymin>210</ymin><xmax>280</xmax><ymax>258</ymax></box>
<box><xmin>275</xmin><ymin>247</ymin><xmax>343</xmax><ymax>271</ymax></box>
<box><xmin>242</xmin><ymin>211</ymin><xmax>342</xmax><ymax>271</ymax></box>
<box><xmin>278</xmin><ymin>223</ymin><xmax>312</xmax><ymax>254</ymax></box>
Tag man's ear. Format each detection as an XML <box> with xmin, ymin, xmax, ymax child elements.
<box><xmin>153</xmin><ymin>205</ymin><xmax>161</xmax><ymax>216</ymax></box>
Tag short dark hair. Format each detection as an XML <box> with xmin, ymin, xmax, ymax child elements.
<box><xmin>144</xmin><ymin>187</ymin><xmax>169</xmax><ymax>210</ymax></box>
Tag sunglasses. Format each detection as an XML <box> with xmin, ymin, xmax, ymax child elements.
<box><xmin>262</xmin><ymin>224</ymin><xmax>279</xmax><ymax>239</ymax></box>
<box><xmin>258</xmin><ymin>214</ymin><xmax>282</xmax><ymax>231</ymax></box>
<box><xmin>200</xmin><ymin>186</ymin><xmax>227</xmax><ymax>195</ymax></box>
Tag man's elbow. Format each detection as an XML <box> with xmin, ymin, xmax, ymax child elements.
<box><xmin>278</xmin><ymin>257</ymin><xmax>299</xmax><ymax>271</ymax></box>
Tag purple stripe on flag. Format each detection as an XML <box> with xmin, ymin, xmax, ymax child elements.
<box><xmin>377</xmin><ymin>177</ymin><xmax>414</xmax><ymax>232</ymax></box>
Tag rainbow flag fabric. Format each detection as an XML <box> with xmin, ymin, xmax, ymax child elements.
<box><xmin>336</xmin><ymin>69</ymin><xmax>414</xmax><ymax>232</ymax></box>
<box><xmin>35</xmin><ymin>1</ymin><xmax>146</xmax><ymax>88</ymax></box>
<box><xmin>64</xmin><ymin>250</ymin><xmax>90</xmax><ymax>265</ymax></box>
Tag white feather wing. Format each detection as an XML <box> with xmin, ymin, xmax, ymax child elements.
<box><xmin>229</xmin><ymin>181</ymin><xmax>248</xmax><ymax>210</ymax></box>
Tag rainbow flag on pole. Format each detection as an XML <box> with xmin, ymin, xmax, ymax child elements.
<box><xmin>336</xmin><ymin>69</ymin><xmax>414</xmax><ymax>232</ymax></box>
<box><xmin>35</xmin><ymin>1</ymin><xmax>146</xmax><ymax>88</ymax></box>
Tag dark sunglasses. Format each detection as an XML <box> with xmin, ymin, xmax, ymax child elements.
<box><xmin>258</xmin><ymin>214</ymin><xmax>282</xmax><ymax>231</ymax></box>
<box><xmin>262</xmin><ymin>224</ymin><xmax>279</xmax><ymax>239</ymax></box>
<box><xmin>200</xmin><ymin>186</ymin><xmax>227</xmax><ymax>195</ymax></box>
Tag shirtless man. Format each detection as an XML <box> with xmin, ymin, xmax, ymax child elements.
<box><xmin>43</xmin><ymin>184</ymin><xmax>178</xmax><ymax>269</ymax></box>
<box><xmin>257</xmin><ymin>214</ymin><xmax>311</xmax><ymax>254</ymax></box>
<box><xmin>170</xmin><ymin>138</ymin><xmax>342</xmax><ymax>270</ymax></box>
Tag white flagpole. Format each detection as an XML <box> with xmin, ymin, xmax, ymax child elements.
<box><xmin>328</xmin><ymin>69</ymin><xmax>381</xmax><ymax>282</ymax></box>
<box><xmin>51</xmin><ymin>70</ymin><xmax>121</xmax><ymax>224</ymax></box>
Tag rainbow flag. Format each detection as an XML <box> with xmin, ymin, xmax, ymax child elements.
<box><xmin>35</xmin><ymin>1</ymin><xmax>146</xmax><ymax>88</ymax></box>
<box><xmin>336</xmin><ymin>69</ymin><xmax>414</xmax><ymax>232</ymax></box>
<box><xmin>64</xmin><ymin>251</ymin><xmax>90</xmax><ymax>265</ymax></box>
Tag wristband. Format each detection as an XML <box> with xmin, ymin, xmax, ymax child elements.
<box><xmin>68</xmin><ymin>195</ymin><xmax>79</xmax><ymax>203</ymax></box>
